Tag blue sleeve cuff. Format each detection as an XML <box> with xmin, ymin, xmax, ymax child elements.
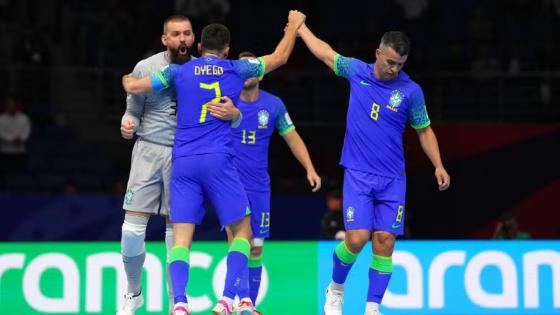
<box><xmin>150</xmin><ymin>73</ymin><xmax>167</xmax><ymax>91</ymax></box>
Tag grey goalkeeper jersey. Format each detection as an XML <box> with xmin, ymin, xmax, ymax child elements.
<box><xmin>121</xmin><ymin>51</ymin><xmax>177</xmax><ymax>146</ymax></box>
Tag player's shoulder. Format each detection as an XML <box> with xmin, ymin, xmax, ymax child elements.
<box><xmin>136</xmin><ymin>51</ymin><xmax>167</xmax><ymax>68</ymax></box>
<box><xmin>259</xmin><ymin>90</ymin><xmax>284</xmax><ymax>107</ymax></box>
<box><xmin>397</xmin><ymin>70</ymin><xmax>422</xmax><ymax>95</ymax></box>
<box><xmin>338</xmin><ymin>55</ymin><xmax>368</xmax><ymax>67</ymax></box>
<box><xmin>133</xmin><ymin>51</ymin><xmax>169</xmax><ymax>75</ymax></box>
<box><xmin>338</xmin><ymin>55</ymin><xmax>371</xmax><ymax>76</ymax></box>
<box><xmin>259</xmin><ymin>89</ymin><xmax>280</xmax><ymax>101</ymax></box>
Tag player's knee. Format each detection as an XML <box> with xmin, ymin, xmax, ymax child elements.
<box><xmin>250</xmin><ymin>245</ymin><xmax>263</xmax><ymax>258</ymax></box>
<box><xmin>373</xmin><ymin>232</ymin><xmax>396</xmax><ymax>253</ymax></box>
<box><xmin>346</xmin><ymin>233</ymin><xmax>369</xmax><ymax>253</ymax></box>
<box><xmin>122</xmin><ymin>214</ymin><xmax>149</xmax><ymax>257</ymax></box>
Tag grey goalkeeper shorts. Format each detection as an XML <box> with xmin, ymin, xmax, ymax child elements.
<box><xmin>123</xmin><ymin>139</ymin><xmax>172</xmax><ymax>216</ymax></box>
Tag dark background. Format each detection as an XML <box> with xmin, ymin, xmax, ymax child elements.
<box><xmin>1</xmin><ymin>0</ymin><xmax>559</xmax><ymax>241</ymax></box>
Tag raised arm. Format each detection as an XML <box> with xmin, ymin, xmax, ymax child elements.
<box><xmin>298</xmin><ymin>23</ymin><xmax>339</xmax><ymax>71</ymax></box>
<box><xmin>415</xmin><ymin>126</ymin><xmax>450</xmax><ymax>191</ymax></box>
<box><xmin>260</xmin><ymin>10</ymin><xmax>306</xmax><ymax>74</ymax></box>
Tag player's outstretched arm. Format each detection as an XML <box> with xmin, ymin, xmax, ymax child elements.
<box><xmin>283</xmin><ymin>130</ymin><xmax>322</xmax><ymax>192</ymax></box>
<box><xmin>261</xmin><ymin>10</ymin><xmax>306</xmax><ymax>74</ymax></box>
<box><xmin>122</xmin><ymin>74</ymin><xmax>153</xmax><ymax>94</ymax></box>
<box><xmin>298</xmin><ymin>23</ymin><xmax>338</xmax><ymax>71</ymax></box>
<box><xmin>415</xmin><ymin>126</ymin><xmax>451</xmax><ymax>191</ymax></box>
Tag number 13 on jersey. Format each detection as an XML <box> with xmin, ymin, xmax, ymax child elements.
<box><xmin>199</xmin><ymin>82</ymin><xmax>221</xmax><ymax>123</ymax></box>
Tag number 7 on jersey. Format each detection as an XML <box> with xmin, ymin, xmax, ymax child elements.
<box><xmin>199</xmin><ymin>82</ymin><xmax>221</xmax><ymax>123</ymax></box>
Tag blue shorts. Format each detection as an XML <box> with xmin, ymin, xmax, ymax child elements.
<box><xmin>170</xmin><ymin>153</ymin><xmax>250</xmax><ymax>226</ymax></box>
<box><xmin>246</xmin><ymin>190</ymin><xmax>271</xmax><ymax>239</ymax></box>
<box><xmin>342</xmin><ymin>168</ymin><xmax>406</xmax><ymax>235</ymax></box>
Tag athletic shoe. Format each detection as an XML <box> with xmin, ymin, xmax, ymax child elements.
<box><xmin>212</xmin><ymin>299</ymin><xmax>233</xmax><ymax>315</ymax></box>
<box><xmin>237</xmin><ymin>299</ymin><xmax>254</xmax><ymax>315</ymax></box>
<box><xmin>116</xmin><ymin>291</ymin><xmax>144</xmax><ymax>315</ymax></box>
<box><xmin>173</xmin><ymin>302</ymin><xmax>190</xmax><ymax>315</ymax></box>
<box><xmin>324</xmin><ymin>285</ymin><xmax>343</xmax><ymax>315</ymax></box>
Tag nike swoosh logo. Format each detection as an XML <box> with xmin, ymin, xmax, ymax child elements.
<box><xmin>259</xmin><ymin>229</ymin><xmax>269</xmax><ymax>234</ymax></box>
<box><xmin>360</xmin><ymin>80</ymin><xmax>371</xmax><ymax>86</ymax></box>
<box><xmin>392</xmin><ymin>223</ymin><xmax>401</xmax><ymax>229</ymax></box>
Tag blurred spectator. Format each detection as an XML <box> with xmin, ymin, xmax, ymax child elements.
<box><xmin>321</xmin><ymin>187</ymin><xmax>345</xmax><ymax>240</ymax></box>
<box><xmin>395</xmin><ymin>0</ymin><xmax>429</xmax><ymax>20</ymax></box>
<box><xmin>63</xmin><ymin>179</ymin><xmax>78</xmax><ymax>195</ymax></box>
<box><xmin>13</xmin><ymin>29</ymin><xmax>51</xmax><ymax>66</ymax></box>
<box><xmin>492</xmin><ymin>212</ymin><xmax>531</xmax><ymax>240</ymax></box>
<box><xmin>0</xmin><ymin>96</ymin><xmax>31</xmax><ymax>174</ymax></box>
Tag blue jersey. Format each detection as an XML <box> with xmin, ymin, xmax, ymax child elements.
<box><xmin>232</xmin><ymin>90</ymin><xmax>295</xmax><ymax>192</ymax></box>
<box><xmin>151</xmin><ymin>55</ymin><xmax>265</xmax><ymax>160</ymax></box>
<box><xmin>334</xmin><ymin>55</ymin><xmax>430</xmax><ymax>177</ymax></box>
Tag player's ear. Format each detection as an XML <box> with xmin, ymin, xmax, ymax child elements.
<box><xmin>223</xmin><ymin>46</ymin><xmax>230</xmax><ymax>59</ymax></box>
<box><xmin>375</xmin><ymin>48</ymin><xmax>381</xmax><ymax>59</ymax></box>
<box><xmin>161</xmin><ymin>34</ymin><xmax>167</xmax><ymax>47</ymax></box>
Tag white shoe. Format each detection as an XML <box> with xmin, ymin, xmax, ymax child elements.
<box><xmin>364</xmin><ymin>310</ymin><xmax>383</xmax><ymax>315</ymax></box>
<box><xmin>237</xmin><ymin>299</ymin><xmax>255</xmax><ymax>315</ymax></box>
<box><xmin>173</xmin><ymin>302</ymin><xmax>190</xmax><ymax>315</ymax></box>
<box><xmin>116</xmin><ymin>291</ymin><xmax>144</xmax><ymax>315</ymax></box>
<box><xmin>212</xmin><ymin>299</ymin><xmax>234</xmax><ymax>315</ymax></box>
<box><xmin>324</xmin><ymin>286</ymin><xmax>343</xmax><ymax>315</ymax></box>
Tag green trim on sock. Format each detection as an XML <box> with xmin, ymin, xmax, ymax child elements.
<box><xmin>229</xmin><ymin>237</ymin><xmax>251</xmax><ymax>257</ymax></box>
<box><xmin>248</xmin><ymin>255</ymin><xmax>263</xmax><ymax>268</ymax></box>
<box><xmin>371</xmin><ymin>255</ymin><xmax>393</xmax><ymax>273</ymax></box>
<box><xmin>168</xmin><ymin>246</ymin><xmax>189</xmax><ymax>264</ymax></box>
<box><xmin>335</xmin><ymin>242</ymin><xmax>358</xmax><ymax>264</ymax></box>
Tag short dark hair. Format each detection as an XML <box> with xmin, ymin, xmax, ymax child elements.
<box><xmin>163</xmin><ymin>15</ymin><xmax>191</xmax><ymax>34</ymax></box>
<box><xmin>201</xmin><ymin>23</ymin><xmax>230</xmax><ymax>52</ymax></box>
<box><xmin>380</xmin><ymin>31</ymin><xmax>410</xmax><ymax>56</ymax></box>
<box><xmin>238</xmin><ymin>51</ymin><xmax>256</xmax><ymax>59</ymax></box>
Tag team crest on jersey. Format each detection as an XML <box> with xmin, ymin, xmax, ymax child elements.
<box><xmin>346</xmin><ymin>206</ymin><xmax>355</xmax><ymax>222</ymax></box>
<box><xmin>387</xmin><ymin>90</ymin><xmax>404</xmax><ymax>112</ymax></box>
<box><xmin>124</xmin><ymin>190</ymin><xmax>134</xmax><ymax>205</ymax></box>
<box><xmin>258</xmin><ymin>110</ymin><xmax>269</xmax><ymax>128</ymax></box>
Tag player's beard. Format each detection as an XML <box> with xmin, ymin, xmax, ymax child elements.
<box><xmin>169</xmin><ymin>44</ymin><xmax>191</xmax><ymax>64</ymax></box>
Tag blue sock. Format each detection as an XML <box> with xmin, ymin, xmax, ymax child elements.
<box><xmin>236</xmin><ymin>264</ymin><xmax>250</xmax><ymax>300</ymax></box>
<box><xmin>332</xmin><ymin>242</ymin><xmax>358</xmax><ymax>284</ymax></box>
<box><xmin>223</xmin><ymin>238</ymin><xmax>250</xmax><ymax>299</ymax></box>
<box><xmin>168</xmin><ymin>246</ymin><xmax>190</xmax><ymax>304</ymax></box>
<box><xmin>367</xmin><ymin>255</ymin><xmax>393</xmax><ymax>303</ymax></box>
<box><xmin>248</xmin><ymin>255</ymin><xmax>263</xmax><ymax>304</ymax></box>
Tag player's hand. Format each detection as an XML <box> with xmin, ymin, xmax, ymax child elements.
<box><xmin>288</xmin><ymin>10</ymin><xmax>306</xmax><ymax>30</ymax></box>
<box><xmin>307</xmin><ymin>170</ymin><xmax>321</xmax><ymax>192</ymax></box>
<box><xmin>296</xmin><ymin>23</ymin><xmax>308</xmax><ymax>37</ymax></box>
<box><xmin>207</xmin><ymin>96</ymin><xmax>240</xmax><ymax>121</ymax></box>
<box><xmin>435</xmin><ymin>166</ymin><xmax>450</xmax><ymax>191</ymax></box>
<box><xmin>285</xmin><ymin>23</ymin><xmax>304</xmax><ymax>37</ymax></box>
<box><xmin>121</xmin><ymin>119</ymin><xmax>135</xmax><ymax>139</ymax></box>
